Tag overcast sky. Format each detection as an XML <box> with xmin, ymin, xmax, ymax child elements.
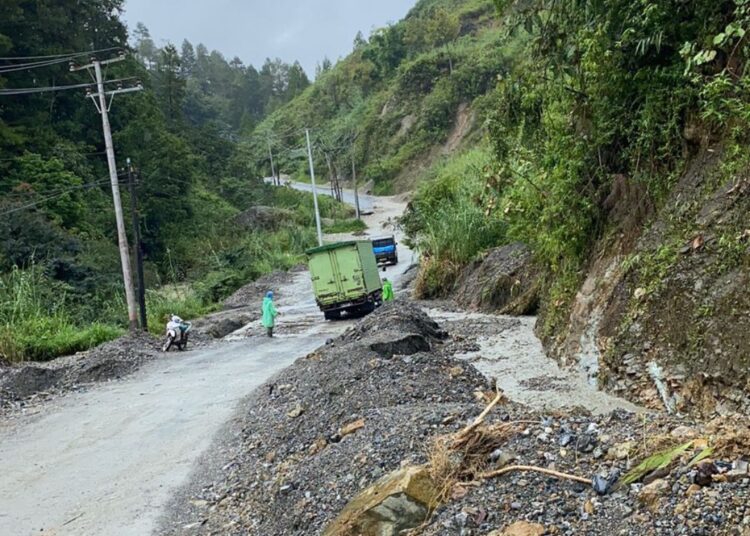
<box><xmin>121</xmin><ymin>0</ymin><xmax>417</xmax><ymax>76</ymax></box>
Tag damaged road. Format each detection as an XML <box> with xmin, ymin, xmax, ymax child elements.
<box><xmin>0</xmin><ymin>190</ymin><xmax>413</xmax><ymax>536</ymax></box>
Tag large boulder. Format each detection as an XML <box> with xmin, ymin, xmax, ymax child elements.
<box><xmin>323</xmin><ymin>465</ymin><xmax>441</xmax><ymax>536</ymax></box>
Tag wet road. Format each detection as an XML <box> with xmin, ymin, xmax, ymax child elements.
<box><xmin>0</xmin><ymin>190</ymin><xmax>409</xmax><ymax>536</ymax></box>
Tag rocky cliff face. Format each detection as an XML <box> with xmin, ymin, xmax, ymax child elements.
<box><xmin>545</xmin><ymin>147</ymin><xmax>750</xmax><ymax>416</ymax></box>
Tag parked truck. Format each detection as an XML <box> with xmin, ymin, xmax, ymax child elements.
<box><xmin>306</xmin><ymin>241</ymin><xmax>383</xmax><ymax>320</ymax></box>
<box><xmin>371</xmin><ymin>235</ymin><xmax>398</xmax><ymax>266</ymax></box>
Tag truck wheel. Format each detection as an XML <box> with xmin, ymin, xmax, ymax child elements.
<box><xmin>324</xmin><ymin>310</ymin><xmax>341</xmax><ymax>321</ymax></box>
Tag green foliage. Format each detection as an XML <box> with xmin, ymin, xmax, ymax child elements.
<box><xmin>403</xmin><ymin>147</ymin><xmax>507</xmax><ymax>297</ymax></box>
<box><xmin>619</xmin><ymin>441</ymin><xmax>694</xmax><ymax>486</ymax></box>
<box><xmin>322</xmin><ymin>218</ymin><xmax>368</xmax><ymax>234</ymax></box>
<box><xmin>0</xmin><ymin>266</ymin><xmax>122</xmax><ymax>362</ymax></box>
<box><xmin>145</xmin><ymin>286</ymin><xmax>212</xmax><ymax>335</ymax></box>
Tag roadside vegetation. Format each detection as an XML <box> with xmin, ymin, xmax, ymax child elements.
<box><xmin>401</xmin><ymin>0</ymin><xmax>750</xmax><ymax>339</ymax></box>
<box><xmin>0</xmin><ymin>1</ymin><xmax>352</xmax><ymax>361</ymax></box>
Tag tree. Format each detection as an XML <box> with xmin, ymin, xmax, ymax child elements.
<box><xmin>155</xmin><ymin>44</ymin><xmax>186</xmax><ymax>126</ymax></box>
<box><xmin>133</xmin><ymin>22</ymin><xmax>157</xmax><ymax>68</ymax></box>
<box><xmin>180</xmin><ymin>39</ymin><xmax>196</xmax><ymax>77</ymax></box>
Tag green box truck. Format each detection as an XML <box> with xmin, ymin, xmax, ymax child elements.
<box><xmin>306</xmin><ymin>240</ymin><xmax>383</xmax><ymax>320</ymax></box>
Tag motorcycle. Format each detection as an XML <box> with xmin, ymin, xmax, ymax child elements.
<box><xmin>163</xmin><ymin>315</ymin><xmax>192</xmax><ymax>352</ymax></box>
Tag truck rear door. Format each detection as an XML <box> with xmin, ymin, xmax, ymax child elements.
<box><xmin>309</xmin><ymin>251</ymin><xmax>343</xmax><ymax>305</ymax></box>
<box><xmin>332</xmin><ymin>244</ymin><xmax>366</xmax><ymax>299</ymax></box>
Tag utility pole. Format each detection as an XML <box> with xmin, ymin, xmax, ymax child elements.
<box><xmin>72</xmin><ymin>53</ymin><xmax>143</xmax><ymax>331</ymax></box>
<box><xmin>127</xmin><ymin>159</ymin><xmax>148</xmax><ymax>331</ymax></box>
<box><xmin>351</xmin><ymin>152</ymin><xmax>361</xmax><ymax>220</ymax></box>
<box><xmin>267</xmin><ymin>139</ymin><xmax>278</xmax><ymax>186</ymax></box>
<box><xmin>305</xmin><ymin>128</ymin><xmax>324</xmax><ymax>247</ymax></box>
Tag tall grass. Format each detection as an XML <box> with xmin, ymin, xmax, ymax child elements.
<box><xmin>403</xmin><ymin>147</ymin><xmax>507</xmax><ymax>297</ymax></box>
<box><xmin>0</xmin><ymin>266</ymin><xmax>122</xmax><ymax>362</ymax></box>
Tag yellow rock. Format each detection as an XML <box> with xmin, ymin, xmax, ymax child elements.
<box><xmin>323</xmin><ymin>465</ymin><xmax>440</xmax><ymax>536</ymax></box>
<box><xmin>339</xmin><ymin>418</ymin><xmax>365</xmax><ymax>437</ymax></box>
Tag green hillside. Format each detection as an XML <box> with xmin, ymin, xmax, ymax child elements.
<box><xmin>246</xmin><ymin>0</ymin><xmax>504</xmax><ymax>194</ymax></box>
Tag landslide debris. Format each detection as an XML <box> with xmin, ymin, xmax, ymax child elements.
<box><xmin>159</xmin><ymin>303</ymin><xmax>494</xmax><ymax>535</ymax></box>
<box><xmin>162</xmin><ymin>302</ymin><xmax>750</xmax><ymax>536</ymax></box>
<box><xmin>192</xmin><ymin>271</ymin><xmax>296</xmax><ymax>339</ymax></box>
<box><xmin>0</xmin><ymin>331</ymin><xmax>160</xmax><ymax>412</ymax></box>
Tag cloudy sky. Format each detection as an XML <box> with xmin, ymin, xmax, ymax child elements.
<box><xmin>122</xmin><ymin>0</ymin><xmax>416</xmax><ymax>76</ymax></box>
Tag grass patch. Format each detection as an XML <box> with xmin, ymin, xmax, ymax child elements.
<box><xmin>146</xmin><ymin>285</ymin><xmax>216</xmax><ymax>335</ymax></box>
<box><xmin>0</xmin><ymin>319</ymin><xmax>122</xmax><ymax>363</ymax></box>
<box><xmin>323</xmin><ymin>218</ymin><xmax>368</xmax><ymax>234</ymax></box>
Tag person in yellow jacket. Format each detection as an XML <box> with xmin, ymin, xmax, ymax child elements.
<box><xmin>382</xmin><ymin>278</ymin><xmax>394</xmax><ymax>302</ymax></box>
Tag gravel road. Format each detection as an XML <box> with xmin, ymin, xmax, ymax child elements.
<box><xmin>0</xmin><ymin>189</ymin><xmax>412</xmax><ymax>536</ymax></box>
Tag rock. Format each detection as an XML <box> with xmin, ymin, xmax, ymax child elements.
<box><xmin>686</xmin><ymin>484</ymin><xmax>702</xmax><ymax>496</ymax></box>
<box><xmin>489</xmin><ymin>449</ymin><xmax>517</xmax><ymax>468</ymax></box>
<box><xmin>339</xmin><ymin>418</ymin><xmax>365</xmax><ymax>437</ymax></box>
<box><xmin>608</xmin><ymin>441</ymin><xmax>635</xmax><ymax>460</ymax></box>
<box><xmin>670</xmin><ymin>425</ymin><xmax>699</xmax><ymax>439</ymax></box>
<box><xmin>287</xmin><ymin>403</ymin><xmax>304</xmax><ymax>418</ymax></box>
<box><xmin>638</xmin><ymin>479</ymin><xmax>670</xmax><ymax>511</ymax></box>
<box><xmin>323</xmin><ymin>465</ymin><xmax>440</xmax><ymax>536</ymax></box>
<box><xmin>583</xmin><ymin>499</ymin><xmax>595</xmax><ymax>514</ymax></box>
<box><xmin>488</xmin><ymin>520</ymin><xmax>546</xmax><ymax>536</ymax></box>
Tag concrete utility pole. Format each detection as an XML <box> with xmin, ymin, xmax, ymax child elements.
<box><xmin>72</xmin><ymin>54</ymin><xmax>143</xmax><ymax>331</ymax></box>
<box><xmin>267</xmin><ymin>139</ymin><xmax>278</xmax><ymax>186</ymax></box>
<box><xmin>127</xmin><ymin>159</ymin><xmax>148</xmax><ymax>331</ymax></box>
<box><xmin>351</xmin><ymin>151</ymin><xmax>361</xmax><ymax>220</ymax></box>
<box><xmin>305</xmin><ymin>128</ymin><xmax>324</xmax><ymax>247</ymax></box>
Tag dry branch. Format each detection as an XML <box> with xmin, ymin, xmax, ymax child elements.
<box><xmin>475</xmin><ymin>464</ymin><xmax>590</xmax><ymax>485</ymax></box>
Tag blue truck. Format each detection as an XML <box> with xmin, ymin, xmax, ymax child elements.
<box><xmin>371</xmin><ymin>235</ymin><xmax>398</xmax><ymax>266</ymax></box>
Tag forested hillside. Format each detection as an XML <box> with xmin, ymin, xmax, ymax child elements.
<box><xmin>255</xmin><ymin>0</ymin><xmax>750</xmax><ymax>413</ymax></box>
<box><xmin>0</xmin><ymin>0</ymin><xmax>345</xmax><ymax>361</ymax></box>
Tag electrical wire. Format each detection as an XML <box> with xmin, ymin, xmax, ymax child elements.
<box><xmin>0</xmin><ymin>177</ymin><xmax>123</xmax><ymax>217</ymax></box>
<box><xmin>0</xmin><ymin>56</ymin><xmax>79</xmax><ymax>74</ymax></box>
<box><xmin>0</xmin><ymin>47</ymin><xmax>124</xmax><ymax>62</ymax></box>
<box><xmin>0</xmin><ymin>77</ymin><xmax>138</xmax><ymax>96</ymax></box>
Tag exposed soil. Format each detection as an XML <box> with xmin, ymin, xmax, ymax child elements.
<box><xmin>159</xmin><ymin>302</ymin><xmax>750</xmax><ymax>536</ymax></box>
<box><xmin>0</xmin><ymin>331</ymin><xmax>160</xmax><ymax>414</ymax></box>
<box><xmin>450</xmin><ymin>242</ymin><xmax>539</xmax><ymax>315</ymax></box>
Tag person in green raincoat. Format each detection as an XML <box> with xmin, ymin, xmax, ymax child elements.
<box><xmin>382</xmin><ymin>277</ymin><xmax>394</xmax><ymax>302</ymax></box>
<box><xmin>261</xmin><ymin>291</ymin><xmax>278</xmax><ymax>337</ymax></box>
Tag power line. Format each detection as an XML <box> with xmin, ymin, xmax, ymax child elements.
<box><xmin>0</xmin><ymin>56</ymin><xmax>78</xmax><ymax>74</ymax></box>
<box><xmin>0</xmin><ymin>47</ymin><xmax>124</xmax><ymax>62</ymax></box>
<box><xmin>0</xmin><ymin>77</ymin><xmax>137</xmax><ymax>96</ymax></box>
<box><xmin>0</xmin><ymin>177</ymin><xmax>121</xmax><ymax>217</ymax></box>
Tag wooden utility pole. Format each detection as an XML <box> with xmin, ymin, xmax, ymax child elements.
<box><xmin>127</xmin><ymin>159</ymin><xmax>148</xmax><ymax>331</ymax></box>
<box><xmin>72</xmin><ymin>54</ymin><xmax>143</xmax><ymax>331</ymax></box>
<box><xmin>305</xmin><ymin>128</ymin><xmax>324</xmax><ymax>246</ymax></box>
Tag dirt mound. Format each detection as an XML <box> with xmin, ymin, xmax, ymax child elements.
<box><xmin>159</xmin><ymin>303</ymin><xmax>493</xmax><ymax>535</ymax></box>
<box><xmin>452</xmin><ymin>243</ymin><xmax>539</xmax><ymax>314</ymax></box>
<box><xmin>0</xmin><ymin>331</ymin><xmax>160</xmax><ymax>411</ymax></box>
<box><xmin>222</xmin><ymin>271</ymin><xmax>294</xmax><ymax>310</ymax></box>
<box><xmin>162</xmin><ymin>301</ymin><xmax>750</xmax><ymax>536</ymax></box>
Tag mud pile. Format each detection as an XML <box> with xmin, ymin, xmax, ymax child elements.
<box><xmin>159</xmin><ymin>303</ymin><xmax>494</xmax><ymax>535</ymax></box>
<box><xmin>161</xmin><ymin>302</ymin><xmax>750</xmax><ymax>536</ymax></box>
<box><xmin>0</xmin><ymin>331</ymin><xmax>160</xmax><ymax>411</ymax></box>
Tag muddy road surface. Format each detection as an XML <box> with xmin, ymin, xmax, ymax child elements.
<box><xmin>0</xmin><ymin>191</ymin><xmax>411</xmax><ymax>536</ymax></box>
